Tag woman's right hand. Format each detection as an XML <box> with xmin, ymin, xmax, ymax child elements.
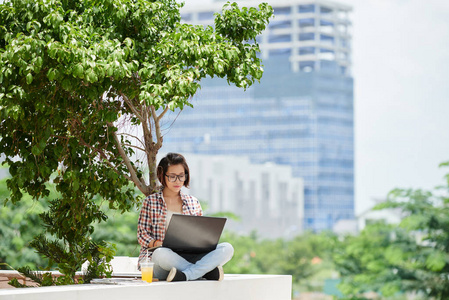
<box><xmin>151</xmin><ymin>239</ymin><xmax>163</xmax><ymax>247</ymax></box>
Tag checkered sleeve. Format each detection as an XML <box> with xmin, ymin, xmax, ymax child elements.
<box><xmin>194</xmin><ymin>196</ymin><xmax>203</xmax><ymax>216</ymax></box>
<box><xmin>183</xmin><ymin>194</ymin><xmax>203</xmax><ymax>216</ymax></box>
<box><xmin>137</xmin><ymin>194</ymin><xmax>156</xmax><ymax>248</ymax></box>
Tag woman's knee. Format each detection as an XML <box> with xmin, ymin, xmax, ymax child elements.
<box><xmin>219</xmin><ymin>242</ymin><xmax>234</xmax><ymax>259</ymax></box>
<box><xmin>152</xmin><ymin>247</ymin><xmax>173</xmax><ymax>263</ymax></box>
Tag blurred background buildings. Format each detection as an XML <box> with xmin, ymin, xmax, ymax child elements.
<box><xmin>183</xmin><ymin>153</ymin><xmax>304</xmax><ymax>238</ymax></box>
<box><xmin>162</xmin><ymin>0</ymin><xmax>355</xmax><ymax>234</ymax></box>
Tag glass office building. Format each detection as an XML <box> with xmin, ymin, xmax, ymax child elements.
<box><xmin>162</xmin><ymin>0</ymin><xmax>354</xmax><ymax>231</ymax></box>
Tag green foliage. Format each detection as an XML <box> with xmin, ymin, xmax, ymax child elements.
<box><xmin>91</xmin><ymin>204</ymin><xmax>141</xmax><ymax>257</ymax></box>
<box><xmin>81</xmin><ymin>242</ymin><xmax>116</xmax><ymax>284</ymax></box>
<box><xmin>335</xmin><ymin>165</ymin><xmax>449</xmax><ymax>299</ymax></box>
<box><xmin>0</xmin><ymin>0</ymin><xmax>273</xmax><ymax>198</ymax></box>
<box><xmin>8</xmin><ymin>265</ymin><xmax>65</xmax><ymax>287</ymax></box>
<box><xmin>0</xmin><ymin>170</ymin><xmax>118</xmax><ymax>286</ymax></box>
<box><xmin>334</xmin><ymin>222</ymin><xmax>413</xmax><ymax>298</ymax></box>
<box><xmin>220</xmin><ymin>230</ymin><xmax>338</xmax><ymax>295</ymax></box>
<box><xmin>0</xmin><ymin>175</ymin><xmax>48</xmax><ymax>270</ymax></box>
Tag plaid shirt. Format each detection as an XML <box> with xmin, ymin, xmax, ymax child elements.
<box><xmin>137</xmin><ymin>188</ymin><xmax>203</xmax><ymax>262</ymax></box>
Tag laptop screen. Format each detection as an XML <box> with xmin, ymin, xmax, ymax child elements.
<box><xmin>162</xmin><ymin>214</ymin><xmax>227</xmax><ymax>254</ymax></box>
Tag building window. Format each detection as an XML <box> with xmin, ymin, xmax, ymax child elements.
<box><xmin>299</xmin><ymin>18</ymin><xmax>315</xmax><ymax>28</ymax></box>
<box><xmin>299</xmin><ymin>4</ymin><xmax>315</xmax><ymax>13</ymax></box>
<box><xmin>269</xmin><ymin>34</ymin><xmax>291</xmax><ymax>43</ymax></box>
<box><xmin>299</xmin><ymin>47</ymin><xmax>315</xmax><ymax>55</ymax></box>
<box><xmin>269</xmin><ymin>20</ymin><xmax>292</xmax><ymax>29</ymax></box>
<box><xmin>274</xmin><ymin>6</ymin><xmax>291</xmax><ymax>15</ymax></box>
<box><xmin>319</xmin><ymin>48</ymin><xmax>335</xmax><ymax>60</ymax></box>
<box><xmin>320</xmin><ymin>34</ymin><xmax>334</xmax><ymax>44</ymax></box>
<box><xmin>320</xmin><ymin>6</ymin><xmax>333</xmax><ymax>14</ymax></box>
<box><xmin>299</xmin><ymin>32</ymin><xmax>315</xmax><ymax>41</ymax></box>
<box><xmin>319</xmin><ymin>19</ymin><xmax>334</xmax><ymax>34</ymax></box>
<box><xmin>269</xmin><ymin>48</ymin><xmax>291</xmax><ymax>57</ymax></box>
<box><xmin>181</xmin><ymin>13</ymin><xmax>192</xmax><ymax>22</ymax></box>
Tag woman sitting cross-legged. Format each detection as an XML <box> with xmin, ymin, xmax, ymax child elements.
<box><xmin>137</xmin><ymin>153</ymin><xmax>234</xmax><ymax>281</ymax></box>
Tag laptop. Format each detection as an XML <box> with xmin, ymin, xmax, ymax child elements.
<box><xmin>156</xmin><ymin>214</ymin><xmax>227</xmax><ymax>254</ymax></box>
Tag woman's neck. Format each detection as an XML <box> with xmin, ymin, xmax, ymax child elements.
<box><xmin>162</xmin><ymin>188</ymin><xmax>180</xmax><ymax>199</ymax></box>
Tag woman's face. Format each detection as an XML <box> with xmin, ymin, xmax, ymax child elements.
<box><xmin>164</xmin><ymin>164</ymin><xmax>186</xmax><ymax>195</ymax></box>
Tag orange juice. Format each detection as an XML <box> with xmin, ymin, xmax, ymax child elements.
<box><xmin>141</xmin><ymin>262</ymin><xmax>154</xmax><ymax>283</ymax></box>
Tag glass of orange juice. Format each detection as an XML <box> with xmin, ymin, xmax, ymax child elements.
<box><xmin>141</xmin><ymin>261</ymin><xmax>154</xmax><ymax>283</ymax></box>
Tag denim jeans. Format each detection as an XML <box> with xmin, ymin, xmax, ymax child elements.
<box><xmin>151</xmin><ymin>242</ymin><xmax>234</xmax><ymax>281</ymax></box>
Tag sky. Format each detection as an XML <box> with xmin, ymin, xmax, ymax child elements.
<box><xmin>335</xmin><ymin>0</ymin><xmax>449</xmax><ymax>213</ymax></box>
<box><xmin>182</xmin><ymin>0</ymin><xmax>449</xmax><ymax>214</ymax></box>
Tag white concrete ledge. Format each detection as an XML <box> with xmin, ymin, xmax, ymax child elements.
<box><xmin>0</xmin><ymin>274</ymin><xmax>292</xmax><ymax>300</ymax></box>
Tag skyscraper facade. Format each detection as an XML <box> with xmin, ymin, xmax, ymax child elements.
<box><xmin>162</xmin><ymin>0</ymin><xmax>354</xmax><ymax>231</ymax></box>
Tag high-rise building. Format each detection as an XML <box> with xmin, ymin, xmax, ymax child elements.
<box><xmin>162</xmin><ymin>0</ymin><xmax>354</xmax><ymax>231</ymax></box>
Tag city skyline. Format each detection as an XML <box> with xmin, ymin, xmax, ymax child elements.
<box><xmin>182</xmin><ymin>0</ymin><xmax>449</xmax><ymax>215</ymax></box>
<box><xmin>164</xmin><ymin>0</ymin><xmax>354</xmax><ymax>231</ymax></box>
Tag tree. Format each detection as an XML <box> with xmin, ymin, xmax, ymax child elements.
<box><xmin>219</xmin><ymin>230</ymin><xmax>338</xmax><ymax>296</ymax></box>
<box><xmin>0</xmin><ymin>0</ymin><xmax>273</xmax><ymax>199</ymax></box>
<box><xmin>0</xmin><ymin>0</ymin><xmax>273</xmax><ymax>284</ymax></box>
<box><xmin>334</xmin><ymin>221</ymin><xmax>418</xmax><ymax>299</ymax></box>
<box><xmin>334</xmin><ymin>163</ymin><xmax>449</xmax><ymax>299</ymax></box>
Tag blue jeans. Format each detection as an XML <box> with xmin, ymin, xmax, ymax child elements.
<box><xmin>151</xmin><ymin>242</ymin><xmax>234</xmax><ymax>281</ymax></box>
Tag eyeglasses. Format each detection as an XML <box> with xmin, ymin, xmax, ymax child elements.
<box><xmin>165</xmin><ymin>174</ymin><xmax>188</xmax><ymax>182</ymax></box>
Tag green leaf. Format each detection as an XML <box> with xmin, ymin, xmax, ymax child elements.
<box><xmin>26</xmin><ymin>73</ymin><xmax>33</xmax><ymax>84</ymax></box>
<box><xmin>380</xmin><ymin>281</ymin><xmax>401</xmax><ymax>297</ymax></box>
<box><xmin>47</xmin><ymin>69</ymin><xmax>56</xmax><ymax>81</ymax></box>
<box><xmin>31</xmin><ymin>145</ymin><xmax>42</xmax><ymax>156</ymax></box>
<box><xmin>385</xmin><ymin>246</ymin><xmax>404</xmax><ymax>264</ymax></box>
<box><xmin>426</xmin><ymin>251</ymin><xmax>447</xmax><ymax>271</ymax></box>
<box><xmin>104</xmin><ymin>111</ymin><xmax>117</xmax><ymax>122</ymax></box>
<box><xmin>35</xmin><ymin>57</ymin><xmax>43</xmax><ymax>72</ymax></box>
<box><xmin>123</xmin><ymin>37</ymin><xmax>133</xmax><ymax>48</ymax></box>
<box><xmin>61</xmin><ymin>79</ymin><xmax>71</xmax><ymax>90</ymax></box>
<box><xmin>38</xmin><ymin>140</ymin><xmax>46</xmax><ymax>151</ymax></box>
<box><xmin>72</xmin><ymin>180</ymin><xmax>79</xmax><ymax>192</ymax></box>
<box><xmin>73</xmin><ymin>64</ymin><xmax>84</xmax><ymax>78</ymax></box>
<box><xmin>86</xmin><ymin>69</ymin><xmax>98</xmax><ymax>83</ymax></box>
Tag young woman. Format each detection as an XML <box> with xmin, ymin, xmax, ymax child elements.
<box><xmin>137</xmin><ymin>153</ymin><xmax>234</xmax><ymax>282</ymax></box>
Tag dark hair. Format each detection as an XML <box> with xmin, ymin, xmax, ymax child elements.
<box><xmin>157</xmin><ymin>153</ymin><xmax>190</xmax><ymax>188</ymax></box>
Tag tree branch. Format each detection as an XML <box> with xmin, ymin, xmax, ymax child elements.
<box><xmin>157</xmin><ymin>106</ymin><xmax>169</xmax><ymax>122</ymax></box>
<box><xmin>107</xmin><ymin>122</ymin><xmax>150</xmax><ymax>195</ymax></box>
<box><xmin>120</xmin><ymin>92</ymin><xmax>143</xmax><ymax>121</ymax></box>
<box><xmin>151</xmin><ymin>105</ymin><xmax>164</xmax><ymax>150</ymax></box>
<box><xmin>76</xmin><ymin>135</ymin><xmax>133</xmax><ymax>182</ymax></box>
<box><xmin>116</xmin><ymin>132</ymin><xmax>146</xmax><ymax>150</ymax></box>
<box><xmin>122</xmin><ymin>143</ymin><xmax>147</xmax><ymax>153</ymax></box>
<box><xmin>117</xmin><ymin>94</ymin><xmax>151</xmax><ymax>191</ymax></box>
